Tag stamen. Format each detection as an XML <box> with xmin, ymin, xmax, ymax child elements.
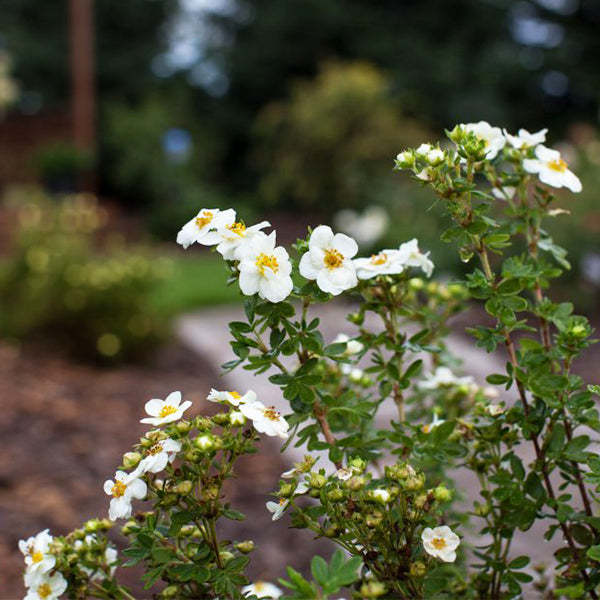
<box><xmin>195</xmin><ymin>211</ymin><xmax>214</xmax><ymax>229</ymax></box>
<box><xmin>324</xmin><ymin>249</ymin><xmax>344</xmax><ymax>269</ymax></box>
<box><xmin>111</xmin><ymin>480</ymin><xmax>128</xmax><ymax>498</ymax></box>
<box><xmin>256</xmin><ymin>253</ymin><xmax>279</xmax><ymax>275</ymax></box>
<box><xmin>548</xmin><ymin>158</ymin><xmax>567</xmax><ymax>172</ymax></box>
<box><xmin>264</xmin><ymin>407</ymin><xmax>281</xmax><ymax>421</ymax></box>
<box><xmin>227</xmin><ymin>222</ymin><xmax>246</xmax><ymax>236</ymax></box>
<box><xmin>159</xmin><ymin>405</ymin><xmax>178</xmax><ymax>419</ymax></box>
<box><xmin>370</xmin><ymin>253</ymin><xmax>387</xmax><ymax>266</ymax></box>
<box><xmin>432</xmin><ymin>537</ymin><xmax>447</xmax><ymax>550</ymax></box>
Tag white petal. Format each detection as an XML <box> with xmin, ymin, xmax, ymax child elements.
<box><xmin>332</xmin><ymin>233</ymin><xmax>358</xmax><ymax>258</ymax></box>
<box><xmin>299</xmin><ymin>253</ymin><xmax>320</xmax><ymax>280</ymax></box>
<box><xmin>144</xmin><ymin>398</ymin><xmax>163</xmax><ymax>417</ymax></box>
<box><xmin>239</xmin><ymin>270</ymin><xmax>261</xmax><ymax>296</ymax></box>
<box><xmin>165</xmin><ymin>391</ymin><xmax>182</xmax><ymax>408</ymax></box>
<box><xmin>309</xmin><ymin>225</ymin><xmax>334</xmax><ymax>250</ymax></box>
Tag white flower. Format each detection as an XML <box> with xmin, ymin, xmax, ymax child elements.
<box><xmin>19</xmin><ymin>529</ymin><xmax>55</xmax><ymax>578</ymax></box>
<box><xmin>196</xmin><ymin>435</ymin><xmax>215</xmax><ymax>450</ymax></box>
<box><xmin>242</xmin><ymin>582</ymin><xmax>283</xmax><ymax>599</ymax></box>
<box><xmin>491</xmin><ymin>186</ymin><xmax>516</xmax><ymax>201</ymax></box>
<box><xmin>215</xmin><ymin>220</ymin><xmax>271</xmax><ymax>260</ymax></box>
<box><xmin>503</xmin><ymin>128</ymin><xmax>547</xmax><ymax>149</ymax></box>
<box><xmin>235</xmin><ymin>231</ymin><xmax>293</xmax><ymax>303</ymax></box>
<box><xmin>415</xmin><ymin>167</ymin><xmax>435</xmax><ymax>181</ymax></box>
<box><xmin>370</xmin><ymin>489</ymin><xmax>391</xmax><ymax>503</ymax></box>
<box><xmin>523</xmin><ymin>145</ymin><xmax>582</xmax><ymax>192</ymax></box>
<box><xmin>353</xmin><ymin>250</ymin><xmax>404</xmax><ymax>280</ymax></box>
<box><xmin>138</xmin><ymin>438</ymin><xmax>181</xmax><ymax>474</ymax></box>
<box><xmin>418</xmin><ymin>367</ymin><xmax>474</xmax><ymax>390</ymax></box>
<box><xmin>207</xmin><ymin>388</ymin><xmax>257</xmax><ymax>407</ymax></box>
<box><xmin>140</xmin><ymin>391</ymin><xmax>192</xmax><ymax>426</ymax></box>
<box><xmin>299</xmin><ymin>225</ymin><xmax>358</xmax><ymax>295</ymax></box>
<box><xmin>240</xmin><ymin>401</ymin><xmax>289</xmax><ymax>439</ymax></box>
<box><xmin>421</xmin><ymin>525</ymin><xmax>460</xmax><ymax>562</ymax></box>
<box><xmin>266</xmin><ymin>481</ymin><xmax>309</xmax><ymax>521</ymax></box>
<box><xmin>462</xmin><ymin>121</ymin><xmax>506</xmax><ymax>159</ymax></box>
<box><xmin>74</xmin><ymin>536</ymin><xmax>118</xmax><ymax>580</ymax></box>
<box><xmin>487</xmin><ymin>404</ymin><xmax>505</xmax><ymax>417</ymax></box>
<box><xmin>335</xmin><ymin>467</ymin><xmax>355</xmax><ymax>481</ymax></box>
<box><xmin>422</xmin><ymin>413</ymin><xmax>445</xmax><ymax>434</ymax></box>
<box><xmin>103</xmin><ymin>470</ymin><xmax>147</xmax><ymax>521</ymax></box>
<box><xmin>24</xmin><ymin>572</ymin><xmax>68</xmax><ymax>600</ymax></box>
<box><xmin>332</xmin><ymin>333</ymin><xmax>364</xmax><ymax>356</ymax></box>
<box><xmin>397</xmin><ymin>239</ymin><xmax>434</xmax><ymax>277</ymax></box>
<box><xmin>348</xmin><ymin>368</ymin><xmax>364</xmax><ymax>384</ymax></box>
<box><xmin>415</xmin><ymin>143</ymin><xmax>433</xmax><ymax>157</ymax></box>
<box><xmin>177</xmin><ymin>208</ymin><xmax>236</xmax><ymax>249</ymax></box>
<box><xmin>333</xmin><ymin>207</ymin><xmax>388</xmax><ymax>247</ymax></box>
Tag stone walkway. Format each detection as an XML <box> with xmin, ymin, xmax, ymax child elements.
<box><xmin>176</xmin><ymin>304</ymin><xmax>561</xmax><ymax>588</ymax></box>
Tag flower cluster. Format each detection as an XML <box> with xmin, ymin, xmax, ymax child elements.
<box><xmin>177</xmin><ymin>209</ymin><xmax>434</xmax><ymax>302</ymax></box>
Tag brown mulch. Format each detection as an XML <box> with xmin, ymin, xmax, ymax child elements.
<box><xmin>0</xmin><ymin>341</ymin><xmax>328</xmax><ymax>599</ymax></box>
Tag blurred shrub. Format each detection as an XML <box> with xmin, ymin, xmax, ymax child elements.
<box><xmin>33</xmin><ymin>142</ymin><xmax>94</xmax><ymax>193</ymax></box>
<box><xmin>104</xmin><ymin>96</ymin><xmax>226</xmax><ymax>239</ymax></box>
<box><xmin>0</xmin><ymin>188</ymin><xmax>171</xmax><ymax>363</ymax></box>
<box><xmin>253</xmin><ymin>60</ymin><xmax>427</xmax><ymax>214</ymax></box>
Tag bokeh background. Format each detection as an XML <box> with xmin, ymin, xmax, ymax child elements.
<box><xmin>1</xmin><ymin>0</ymin><xmax>600</xmax><ymax>596</ymax></box>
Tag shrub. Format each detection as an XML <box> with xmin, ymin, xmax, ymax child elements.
<box><xmin>0</xmin><ymin>189</ymin><xmax>170</xmax><ymax>363</ymax></box>
<box><xmin>20</xmin><ymin>123</ymin><xmax>600</xmax><ymax>599</ymax></box>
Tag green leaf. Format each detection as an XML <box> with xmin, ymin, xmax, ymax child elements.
<box><xmin>310</xmin><ymin>555</ymin><xmax>329</xmax><ymax>586</ymax></box>
<box><xmin>587</xmin><ymin>545</ymin><xmax>600</xmax><ymax>561</ymax></box>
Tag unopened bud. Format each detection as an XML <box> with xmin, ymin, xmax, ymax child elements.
<box><xmin>360</xmin><ymin>581</ymin><xmax>386</xmax><ymax>598</ymax></box>
<box><xmin>309</xmin><ymin>473</ymin><xmax>327</xmax><ymax>489</ymax></box>
<box><xmin>409</xmin><ymin>561</ymin><xmax>427</xmax><ymax>577</ymax></box>
<box><xmin>327</xmin><ymin>489</ymin><xmax>344</xmax><ymax>502</ymax></box>
<box><xmin>235</xmin><ymin>541</ymin><xmax>255</xmax><ymax>554</ymax></box>
<box><xmin>162</xmin><ymin>586</ymin><xmax>178</xmax><ymax>598</ymax></box>
<box><xmin>176</xmin><ymin>420</ymin><xmax>192</xmax><ymax>433</ymax></box>
<box><xmin>122</xmin><ymin>452</ymin><xmax>142</xmax><ymax>469</ymax></box>
<box><xmin>195</xmin><ymin>434</ymin><xmax>216</xmax><ymax>451</ymax></box>
<box><xmin>433</xmin><ymin>485</ymin><xmax>452</xmax><ymax>503</ymax></box>
<box><xmin>345</xmin><ymin>476</ymin><xmax>365</xmax><ymax>491</ymax></box>
<box><xmin>173</xmin><ymin>480</ymin><xmax>193</xmax><ymax>495</ymax></box>
<box><xmin>230</xmin><ymin>411</ymin><xmax>245</xmax><ymax>426</ymax></box>
<box><xmin>212</xmin><ymin>413</ymin><xmax>230</xmax><ymax>426</ymax></box>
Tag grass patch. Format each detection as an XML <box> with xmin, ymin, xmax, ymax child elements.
<box><xmin>150</xmin><ymin>252</ymin><xmax>242</xmax><ymax>315</ymax></box>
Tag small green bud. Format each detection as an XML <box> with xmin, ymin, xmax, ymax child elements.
<box><xmin>121</xmin><ymin>520</ymin><xmax>137</xmax><ymax>536</ymax></box>
<box><xmin>348</xmin><ymin>312</ymin><xmax>364</xmax><ymax>325</ymax></box>
<box><xmin>327</xmin><ymin>489</ymin><xmax>344</xmax><ymax>502</ymax></box>
<box><xmin>360</xmin><ymin>581</ymin><xmax>386</xmax><ymax>598</ymax></box>
<box><xmin>324</xmin><ymin>525</ymin><xmax>341</xmax><ymax>537</ymax></box>
<box><xmin>395</xmin><ymin>150</ymin><xmax>415</xmax><ymax>169</ymax></box>
<box><xmin>571</xmin><ymin>324</ymin><xmax>587</xmax><ymax>337</ymax></box>
<box><xmin>203</xmin><ymin>485</ymin><xmax>220</xmax><ymax>502</ymax></box>
<box><xmin>406</xmin><ymin>476</ymin><xmax>424</xmax><ymax>492</ymax></box>
<box><xmin>176</xmin><ymin>420</ymin><xmax>192</xmax><ymax>433</ymax></box>
<box><xmin>345</xmin><ymin>476</ymin><xmax>366</xmax><ymax>491</ymax></box>
<box><xmin>447</xmin><ymin>124</ymin><xmax>465</xmax><ymax>144</ymax></box>
<box><xmin>366</xmin><ymin>512</ymin><xmax>383</xmax><ymax>527</ymax></box>
<box><xmin>122</xmin><ymin>451</ymin><xmax>142</xmax><ymax>469</ymax></box>
<box><xmin>279</xmin><ymin>484</ymin><xmax>294</xmax><ymax>498</ymax></box>
<box><xmin>348</xmin><ymin>457</ymin><xmax>366</xmax><ymax>472</ymax></box>
<box><xmin>161</xmin><ymin>586</ymin><xmax>179</xmax><ymax>598</ymax></box>
<box><xmin>100</xmin><ymin>519</ymin><xmax>112</xmax><ymax>530</ymax></box>
<box><xmin>235</xmin><ymin>541</ymin><xmax>255</xmax><ymax>554</ymax></box>
<box><xmin>433</xmin><ymin>485</ymin><xmax>452</xmax><ymax>503</ymax></box>
<box><xmin>180</xmin><ymin>525</ymin><xmax>195</xmax><ymax>537</ymax></box>
<box><xmin>146</xmin><ymin>430</ymin><xmax>167</xmax><ymax>442</ymax></box>
<box><xmin>309</xmin><ymin>473</ymin><xmax>327</xmax><ymax>489</ymax></box>
<box><xmin>414</xmin><ymin>494</ymin><xmax>428</xmax><ymax>510</ymax></box>
<box><xmin>83</xmin><ymin>519</ymin><xmax>101</xmax><ymax>533</ymax></box>
<box><xmin>173</xmin><ymin>480</ymin><xmax>193</xmax><ymax>495</ymax></box>
<box><xmin>219</xmin><ymin>551</ymin><xmax>234</xmax><ymax>563</ymax></box>
<box><xmin>195</xmin><ymin>417</ymin><xmax>213</xmax><ymax>431</ymax></box>
<box><xmin>409</xmin><ymin>277</ymin><xmax>424</xmax><ymax>291</ymax></box>
<box><xmin>409</xmin><ymin>561</ymin><xmax>427</xmax><ymax>577</ymax></box>
<box><xmin>212</xmin><ymin>413</ymin><xmax>230</xmax><ymax>426</ymax></box>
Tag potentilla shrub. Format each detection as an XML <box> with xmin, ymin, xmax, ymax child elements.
<box><xmin>20</xmin><ymin>123</ymin><xmax>600</xmax><ymax>599</ymax></box>
<box><xmin>0</xmin><ymin>190</ymin><xmax>170</xmax><ymax>363</ymax></box>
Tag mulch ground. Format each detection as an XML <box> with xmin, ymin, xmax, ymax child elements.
<box><xmin>0</xmin><ymin>341</ymin><xmax>328</xmax><ymax>599</ymax></box>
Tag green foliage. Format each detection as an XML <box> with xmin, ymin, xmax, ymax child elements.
<box><xmin>32</xmin><ymin>141</ymin><xmax>94</xmax><ymax>186</ymax></box>
<box><xmin>0</xmin><ymin>188</ymin><xmax>169</xmax><ymax>363</ymax></box>
<box><xmin>253</xmin><ymin>61</ymin><xmax>425</xmax><ymax>213</ymax></box>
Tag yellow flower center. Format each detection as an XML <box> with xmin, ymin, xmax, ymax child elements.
<box><xmin>111</xmin><ymin>480</ymin><xmax>128</xmax><ymax>498</ymax></box>
<box><xmin>147</xmin><ymin>443</ymin><xmax>164</xmax><ymax>456</ymax></box>
<box><xmin>432</xmin><ymin>537</ymin><xmax>447</xmax><ymax>550</ymax></box>
<box><xmin>422</xmin><ymin>424</ymin><xmax>430</xmax><ymax>433</ymax></box>
<box><xmin>548</xmin><ymin>158</ymin><xmax>568</xmax><ymax>172</ymax></box>
<box><xmin>227</xmin><ymin>222</ymin><xmax>246</xmax><ymax>236</ymax></box>
<box><xmin>37</xmin><ymin>584</ymin><xmax>52</xmax><ymax>599</ymax></box>
<box><xmin>195</xmin><ymin>211</ymin><xmax>214</xmax><ymax>229</ymax></box>
<box><xmin>370</xmin><ymin>253</ymin><xmax>387</xmax><ymax>266</ymax></box>
<box><xmin>159</xmin><ymin>405</ymin><xmax>178</xmax><ymax>419</ymax></box>
<box><xmin>279</xmin><ymin>498</ymin><xmax>287</xmax><ymax>505</ymax></box>
<box><xmin>264</xmin><ymin>406</ymin><xmax>281</xmax><ymax>421</ymax></box>
<box><xmin>230</xmin><ymin>391</ymin><xmax>242</xmax><ymax>400</ymax></box>
<box><xmin>324</xmin><ymin>249</ymin><xmax>344</xmax><ymax>269</ymax></box>
<box><xmin>31</xmin><ymin>550</ymin><xmax>44</xmax><ymax>563</ymax></box>
<box><xmin>256</xmin><ymin>253</ymin><xmax>279</xmax><ymax>275</ymax></box>
<box><xmin>255</xmin><ymin>582</ymin><xmax>266</xmax><ymax>592</ymax></box>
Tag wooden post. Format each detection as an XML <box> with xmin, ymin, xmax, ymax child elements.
<box><xmin>69</xmin><ymin>0</ymin><xmax>95</xmax><ymax>188</ymax></box>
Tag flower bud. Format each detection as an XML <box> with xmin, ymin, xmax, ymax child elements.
<box><xmin>366</xmin><ymin>512</ymin><xmax>384</xmax><ymax>527</ymax></box>
<box><xmin>279</xmin><ymin>484</ymin><xmax>294</xmax><ymax>498</ymax></box>
<box><xmin>360</xmin><ymin>581</ymin><xmax>386</xmax><ymax>598</ymax></box>
<box><xmin>219</xmin><ymin>551</ymin><xmax>234</xmax><ymax>563</ymax></box>
<box><xmin>327</xmin><ymin>489</ymin><xmax>344</xmax><ymax>502</ymax></box>
<box><xmin>173</xmin><ymin>480</ymin><xmax>193</xmax><ymax>495</ymax></box>
<box><xmin>180</xmin><ymin>525</ymin><xmax>195</xmax><ymax>537</ymax></box>
<box><xmin>195</xmin><ymin>434</ymin><xmax>216</xmax><ymax>451</ymax></box>
<box><xmin>230</xmin><ymin>411</ymin><xmax>245</xmax><ymax>426</ymax></box>
<box><xmin>121</xmin><ymin>521</ymin><xmax>137</xmax><ymax>536</ymax></box>
<box><xmin>447</xmin><ymin>125</ymin><xmax>465</xmax><ymax>144</ymax></box>
<box><xmin>409</xmin><ymin>561</ymin><xmax>427</xmax><ymax>577</ymax></box>
<box><xmin>122</xmin><ymin>451</ymin><xmax>142</xmax><ymax>469</ymax></box>
<box><xmin>348</xmin><ymin>457</ymin><xmax>366</xmax><ymax>472</ymax></box>
<box><xmin>349</xmin><ymin>368</ymin><xmax>364</xmax><ymax>384</ymax></box>
<box><xmin>406</xmin><ymin>476</ymin><xmax>424</xmax><ymax>492</ymax></box>
<box><xmin>348</xmin><ymin>312</ymin><xmax>364</xmax><ymax>325</ymax></box>
<box><xmin>146</xmin><ymin>430</ymin><xmax>167</xmax><ymax>442</ymax></box>
<box><xmin>325</xmin><ymin>525</ymin><xmax>341</xmax><ymax>537</ymax></box>
<box><xmin>309</xmin><ymin>473</ymin><xmax>327</xmax><ymax>489</ymax></box>
<box><xmin>345</xmin><ymin>476</ymin><xmax>366</xmax><ymax>491</ymax></box>
<box><xmin>409</xmin><ymin>277</ymin><xmax>424</xmax><ymax>291</ymax></box>
<box><xmin>415</xmin><ymin>143</ymin><xmax>433</xmax><ymax>158</ymax></box>
<box><xmin>161</xmin><ymin>586</ymin><xmax>179</xmax><ymax>598</ymax></box>
<box><xmin>395</xmin><ymin>150</ymin><xmax>415</xmax><ymax>169</ymax></box>
<box><xmin>426</xmin><ymin>148</ymin><xmax>445</xmax><ymax>166</ymax></box>
<box><xmin>433</xmin><ymin>485</ymin><xmax>452</xmax><ymax>503</ymax></box>
<box><xmin>370</xmin><ymin>489</ymin><xmax>391</xmax><ymax>504</ymax></box>
<box><xmin>571</xmin><ymin>324</ymin><xmax>587</xmax><ymax>337</ymax></box>
<box><xmin>235</xmin><ymin>541</ymin><xmax>255</xmax><ymax>554</ymax></box>
<box><xmin>212</xmin><ymin>413</ymin><xmax>230</xmax><ymax>426</ymax></box>
<box><xmin>195</xmin><ymin>417</ymin><xmax>213</xmax><ymax>431</ymax></box>
<box><xmin>84</xmin><ymin>519</ymin><xmax>102</xmax><ymax>533</ymax></box>
<box><xmin>414</xmin><ymin>494</ymin><xmax>428</xmax><ymax>510</ymax></box>
<box><xmin>176</xmin><ymin>420</ymin><xmax>192</xmax><ymax>433</ymax></box>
